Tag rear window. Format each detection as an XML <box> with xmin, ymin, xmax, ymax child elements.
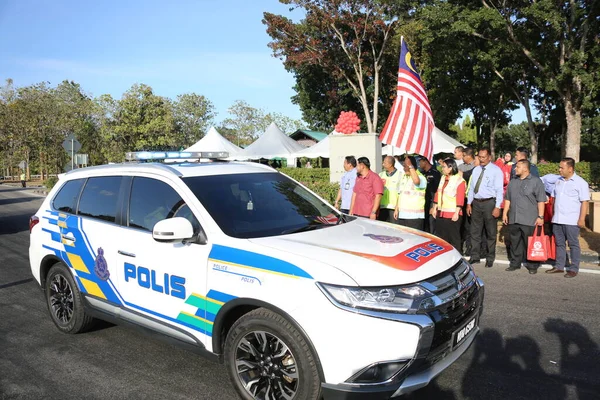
<box><xmin>52</xmin><ymin>179</ymin><xmax>85</xmax><ymax>214</ymax></box>
<box><xmin>78</xmin><ymin>176</ymin><xmax>122</xmax><ymax>223</ymax></box>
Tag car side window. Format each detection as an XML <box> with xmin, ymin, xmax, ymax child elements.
<box><xmin>128</xmin><ymin>177</ymin><xmax>199</xmax><ymax>232</ymax></box>
<box><xmin>78</xmin><ymin>176</ymin><xmax>122</xmax><ymax>223</ymax></box>
<box><xmin>52</xmin><ymin>179</ymin><xmax>85</xmax><ymax>214</ymax></box>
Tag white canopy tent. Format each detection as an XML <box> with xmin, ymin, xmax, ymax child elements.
<box><xmin>382</xmin><ymin>127</ymin><xmax>464</xmax><ymax>156</ymax></box>
<box><xmin>292</xmin><ymin>134</ymin><xmax>330</xmax><ymax>158</ymax></box>
<box><xmin>185</xmin><ymin>126</ymin><xmax>241</xmax><ymax>155</ymax></box>
<box><xmin>233</xmin><ymin>122</ymin><xmax>305</xmax><ymax>166</ymax></box>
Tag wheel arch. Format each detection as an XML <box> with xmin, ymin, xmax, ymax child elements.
<box><xmin>39</xmin><ymin>255</ymin><xmax>64</xmax><ymax>289</ymax></box>
<box><xmin>212</xmin><ymin>298</ymin><xmax>324</xmax><ymax>381</ymax></box>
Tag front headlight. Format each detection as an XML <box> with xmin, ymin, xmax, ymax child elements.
<box><xmin>317</xmin><ymin>282</ymin><xmax>432</xmax><ymax>314</ymax></box>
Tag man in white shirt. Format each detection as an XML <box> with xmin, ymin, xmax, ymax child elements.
<box><xmin>334</xmin><ymin>156</ymin><xmax>357</xmax><ymax>214</ymax></box>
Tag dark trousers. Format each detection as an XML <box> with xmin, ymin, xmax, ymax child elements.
<box><xmin>508</xmin><ymin>224</ymin><xmax>539</xmax><ymax>270</ymax></box>
<box><xmin>398</xmin><ymin>218</ymin><xmax>424</xmax><ymax>230</ymax></box>
<box><xmin>21</xmin><ymin>180</ymin><xmax>26</xmax><ymax>188</ymax></box>
<box><xmin>340</xmin><ymin>209</ymin><xmax>349</xmax><ymax>214</ymax></box>
<box><xmin>424</xmin><ymin>202</ymin><xmax>435</xmax><ymax>233</ymax></box>
<box><xmin>470</xmin><ymin>199</ymin><xmax>498</xmax><ymax>262</ymax></box>
<box><xmin>436</xmin><ymin>217</ymin><xmax>462</xmax><ymax>251</ymax></box>
<box><xmin>553</xmin><ymin>224</ymin><xmax>581</xmax><ymax>272</ymax></box>
<box><xmin>461</xmin><ymin>202</ymin><xmax>471</xmax><ymax>254</ymax></box>
<box><xmin>377</xmin><ymin>208</ymin><xmax>399</xmax><ymax>224</ymax></box>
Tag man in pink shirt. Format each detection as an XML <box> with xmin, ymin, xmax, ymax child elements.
<box><xmin>350</xmin><ymin>157</ymin><xmax>384</xmax><ymax>219</ymax></box>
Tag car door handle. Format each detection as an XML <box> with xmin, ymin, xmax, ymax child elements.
<box><xmin>61</xmin><ymin>234</ymin><xmax>76</xmax><ymax>242</ymax></box>
<box><xmin>118</xmin><ymin>250</ymin><xmax>136</xmax><ymax>258</ymax></box>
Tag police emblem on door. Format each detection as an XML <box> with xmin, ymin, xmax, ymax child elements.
<box><xmin>95</xmin><ymin>248</ymin><xmax>110</xmax><ymax>281</ymax></box>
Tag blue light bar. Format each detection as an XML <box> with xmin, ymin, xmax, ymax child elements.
<box><xmin>125</xmin><ymin>151</ymin><xmax>229</xmax><ymax>161</ymax></box>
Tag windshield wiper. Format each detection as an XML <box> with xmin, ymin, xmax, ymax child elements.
<box><xmin>281</xmin><ymin>224</ymin><xmax>329</xmax><ymax>235</ymax></box>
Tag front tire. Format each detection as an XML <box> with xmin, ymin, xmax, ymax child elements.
<box><xmin>224</xmin><ymin>308</ymin><xmax>322</xmax><ymax>400</ymax></box>
<box><xmin>45</xmin><ymin>262</ymin><xmax>95</xmax><ymax>334</ymax></box>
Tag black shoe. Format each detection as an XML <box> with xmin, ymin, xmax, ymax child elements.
<box><xmin>485</xmin><ymin>260</ymin><xmax>494</xmax><ymax>268</ymax></box>
<box><xmin>505</xmin><ymin>266</ymin><xmax>520</xmax><ymax>271</ymax></box>
<box><xmin>469</xmin><ymin>258</ymin><xmax>481</xmax><ymax>264</ymax></box>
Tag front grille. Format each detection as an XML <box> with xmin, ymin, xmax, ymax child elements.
<box><xmin>419</xmin><ymin>260</ymin><xmax>481</xmax><ymax>353</ymax></box>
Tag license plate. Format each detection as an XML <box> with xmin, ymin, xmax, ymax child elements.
<box><xmin>453</xmin><ymin>316</ymin><xmax>477</xmax><ymax>348</ymax></box>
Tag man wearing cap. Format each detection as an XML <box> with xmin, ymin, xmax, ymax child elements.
<box><xmin>546</xmin><ymin>158</ymin><xmax>590</xmax><ymax>278</ymax></box>
<box><xmin>378</xmin><ymin>156</ymin><xmax>401</xmax><ymax>223</ymax></box>
<box><xmin>350</xmin><ymin>157</ymin><xmax>384</xmax><ymax>219</ymax></box>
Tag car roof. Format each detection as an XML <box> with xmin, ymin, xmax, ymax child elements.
<box><xmin>62</xmin><ymin>161</ymin><xmax>278</xmax><ymax>180</ymax></box>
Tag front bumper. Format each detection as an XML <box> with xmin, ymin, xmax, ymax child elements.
<box><xmin>321</xmin><ymin>326</ymin><xmax>479</xmax><ymax>399</ymax></box>
<box><xmin>321</xmin><ymin>272</ymin><xmax>484</xmax><ymax>400</ymax></box>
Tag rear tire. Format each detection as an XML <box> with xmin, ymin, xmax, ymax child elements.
<box><xmin>45</xmin><ymin>262</ymin><xmax>95</xmax><ymax>334</ymax></box>
<box><xmin>224</xmin><ymin>308</ymin><xmax>322</xmax><ymax>400</ymax></box>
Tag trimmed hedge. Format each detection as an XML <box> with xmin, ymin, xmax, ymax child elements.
<box><xmin>278</xmin><ymin>167</ymin><xmax>339</xmax><ymax>204</ymax></box>
<box><xmin>537</xmin><ymin>162</ymin><xmax>599</xmax><ymax>189</ymax></box>
<box><xmin>44</xmin><ymin>176</ymin><xmax>59</xmax><ymax>190</ymax></box>
<box><xmin>278</xmin><ymin>168</ymin><xmax>330</xmax><ymax>182</ymax></box>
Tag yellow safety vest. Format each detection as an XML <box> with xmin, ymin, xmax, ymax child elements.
<box><xmin>436</xmin><ymin>174</ymin><xmax>465</xmax><ymax>213</ymax></box>
<box><xmin>397</xmin><ymin>172</ymin><xmax>426</xmax><ymax>214</ymax></box>
<box><xmin>379</xmin><ymin>170</ymin><xmax>401</xmax><ymax>209</ymax></box>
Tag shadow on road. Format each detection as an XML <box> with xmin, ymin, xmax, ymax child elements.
<box><xmin>0</xmin><ymin>196</ymin><xmax>40</xmax><ymax>206</ymax></box>
<box><xmin>0</xmin><ymin>213</ymin><xmax>31</xmax><ymax>235</ymax></box>
<box><xmin>409</xmin><ymin>319</ymin><xmax>600</xmax><ymax>399</ymax></box>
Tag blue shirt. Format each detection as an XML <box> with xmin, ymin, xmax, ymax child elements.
<box><xmin>541</xmin><ymin>173</ymin><xmax>561</xmax><ymax>196</ymax></box>
<box><xmin>551</xmin><ymin>173</ymin><xmax>590</xmax><ymax>225</ymax></box>
<box><xmin>340</xmin><ymin>168</ymin><xmax>357</xmax><ymax>209</ymax></box>
<box><xmin>467</xmin><ymin>163</ymin><xmax>504</xmax><ymax>208</ymax></box>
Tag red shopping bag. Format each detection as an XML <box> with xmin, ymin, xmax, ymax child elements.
<box><xmin>547</xmin><ymin>234</ymin><xmax>556</xmax><ymax>260</ymax></box>
<box><xmin>528</xmin><ymin>226</ymin><xmax>549</xmax><ymax>262</ymax></box>
<box><xmin>544</xmin><ymin>197</ymin><xmax>555</xmax><ymax>223</ymax></box>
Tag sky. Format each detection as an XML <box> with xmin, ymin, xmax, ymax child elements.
<box><xmin>0</xmin><ymin>0</ymin><xmax>305</xmax><ymax>123</ymax></box>
<box><xmin>0</xmin><ymin>0</ymin><xmax>528</xmax><ymax>128</ymax></box>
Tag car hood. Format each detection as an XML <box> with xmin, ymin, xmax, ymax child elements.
<box><xmin>250</xmin><ymin>218</ymin><xmax>463</xmax><ymax>286</ymax></box>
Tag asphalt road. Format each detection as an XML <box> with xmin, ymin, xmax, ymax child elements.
<box><xmin>1</xmin><ymin>185</ymin><xmax>599</xmax><ymax>400</ymax></box>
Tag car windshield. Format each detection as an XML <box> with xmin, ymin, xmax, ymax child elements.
<box><xmin>183</xmin><ymin>172</ymin><xmax>340</xmax><ymax>239</ymax></box>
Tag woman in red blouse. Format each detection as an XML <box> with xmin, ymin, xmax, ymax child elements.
<box><xmin>430</xmin><ymin>159</ymin><xmax>467</xmax><ymax>251</ymax></box>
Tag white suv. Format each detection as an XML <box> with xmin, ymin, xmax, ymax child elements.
<box><xmin>29</xmin><ymin>153</ymin><xmax>484</xmax><ymax>399</ymax></box>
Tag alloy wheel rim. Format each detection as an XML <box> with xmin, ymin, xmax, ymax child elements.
<box><xmin>49</xmin><ymin>274</ymin><xmax>74</xmax><ymax>324</ymax></box>
<box><xmin>235</xmin><ymin>330</ymin><xmax>299</xmax><ymax>400</ymax></box>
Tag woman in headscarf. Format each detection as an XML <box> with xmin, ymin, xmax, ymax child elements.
<box><xmin>430</xmin><ymin>158</ymin><xmax>466</xmax><ymax>251</ymax></box>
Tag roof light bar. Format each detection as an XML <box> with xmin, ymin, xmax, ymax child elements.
<box><xmin>125</xmin><ymin>151</ymin><xmax>229</xmax><ymax>161</ymax></box>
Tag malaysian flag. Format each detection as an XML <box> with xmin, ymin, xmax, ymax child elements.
<box><xmin>379</xmin><ymin>37</ymin><xmax>434</xmax><ymax>161</ymax></box>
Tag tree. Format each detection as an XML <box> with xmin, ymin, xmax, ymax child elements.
<box><xmin>456</xmin><ymin>0</ymin><xmax>599</xmax><ymax>161</ymax></box>
<box><xmin>264</xmin><ymin>0</ymin><xmax>418</xmax><ymax>133</ymax></box>
<box><xmin>221</xmin><ymin>100</ymin><xmax>304</xmax><ymax>146</ymax></box>
<box><xmin>222</xmin><ymin>100</ymin><xmax>269</xmax><ymax>147</ymax></box>
<box><xmin>108</xmin><ymin>84</ymin><xmax>178</xmax><ymax>161</ymax></box>
<box><xmin>173</xmin><ymin>93</ymin><xmax>216</xmax><ymax>148</ymax></box>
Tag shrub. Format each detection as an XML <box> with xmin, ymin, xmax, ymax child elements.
<box><xmin>538</xmin><ymin>162</ymin><xmax>599</xmax><ymax>189</ymax></box>
<box><xmin>44</xmin><ymin>176</ymin><xmax>59</xmax><ymax>190</ymax></box>
<box><xmin>278</xmin><ymin>167</ymin><xmax>330</xmax><ymax>182</ymax></box>
<box><xmin>303</xmin><ymin>181</ymin><xmax>340</xmax><ymax>204</ymax></box>
<box><xmin>277</xmin><ymin>168</ymin><xmax>339</xmax><ymax>203</ymax></box>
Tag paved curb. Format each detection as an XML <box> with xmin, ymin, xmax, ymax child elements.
<box><xmin>491</xmin><ymin>259</ymin><xmax>600</xmax><ymax>275</ymax></box>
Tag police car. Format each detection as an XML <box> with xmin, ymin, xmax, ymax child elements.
<box><xmin>29</xmin><ymin>151</ymin><xmax>484</xmax><ymax>400</ymax></box>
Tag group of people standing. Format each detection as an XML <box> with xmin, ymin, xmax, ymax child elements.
<box><xmin>334</xmin><ymin>145</ymin><xmax>591</xmax><ymax>278</ymax></box>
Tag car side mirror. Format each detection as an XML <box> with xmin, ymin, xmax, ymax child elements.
<box><xmin>152</xmin><ymin>217</ymin><xmax>194</xmax><ymax>243</ymax></box>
